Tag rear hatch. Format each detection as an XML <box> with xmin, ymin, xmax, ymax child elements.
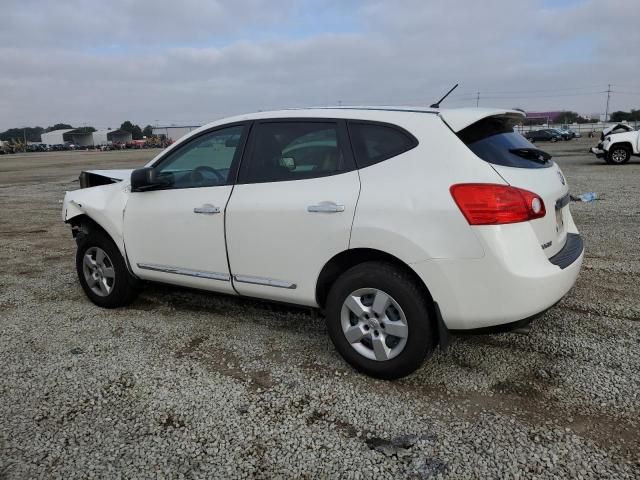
<box><xmin>454</xmin><ymin>114</ymin><xmax>569</xmax><ymax>258</ymax></box>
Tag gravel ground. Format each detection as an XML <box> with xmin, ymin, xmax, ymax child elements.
<box><xmin>1</xmin><ymin>141</ymin><xmax>639</xmax><ymax>479</ymax></box>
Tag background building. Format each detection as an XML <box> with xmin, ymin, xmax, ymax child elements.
<box><xmin>152</xmin><ymin>125</ymin><xmax>200</xmax><ymax>143</ymax></box>
<box><xmin>92</xmin><ymin>129</ymin><xmax>132</xmax><ymax>145</ymax></box>
<box><xmin>41</xmin><ymin>128</ymin><xmax>93</xmax><ymax>146</ymax></box>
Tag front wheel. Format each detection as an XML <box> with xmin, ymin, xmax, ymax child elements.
<box><xmin>608</xmin><ymin>145</ymin><xmax>631</xmax><ymax>165</ymax></box>
<box><xmin>76</xmin><ymin>229</ymin><xmax>139</xmax><ymax>308</ymax></box>
<box><xmin>325</xmin><ymin>261</ymin><xmax>436</xmax><ymax>379</ymax></box>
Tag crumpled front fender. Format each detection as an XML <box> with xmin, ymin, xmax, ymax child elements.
<box><xmin>62</xmin><ymin>182</ymin><xmax>130</xmax><ymax>255</ymax></box>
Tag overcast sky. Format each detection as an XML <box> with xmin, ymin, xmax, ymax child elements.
<box><xmin>1</xmin><ymin>0</ymin><xmax>639</xmax><ymax>130</ymax></box>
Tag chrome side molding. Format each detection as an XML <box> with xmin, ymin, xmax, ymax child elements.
<box><xmin>137</xmin><ymin>264</ymin><xmax>295</xmax><ymax>289</ymax></box>
<box><xmin>233</xmin><ymin>274</ymin><xmax>297</xmax><ymax>289</ymax></box>
<box><xmin>137</xmin><ymin>263</ymin><xmax>230</xmax><ymax>281</ymax></box>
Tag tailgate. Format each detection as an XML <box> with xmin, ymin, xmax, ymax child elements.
<box><xmin>490</xmin><ymin>163</ymin><xmax>569</xmax><ymax>257</ymax></box>
<box><xmin>455</xmin><ymin>113</ymin><xmax>570</xmax><ymax>258</ymax></box>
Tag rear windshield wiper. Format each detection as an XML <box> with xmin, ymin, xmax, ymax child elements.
<box><xmin>509</xmin><ymin>148</ymin><xmax>552</xmax><ymax>164</ymax></box>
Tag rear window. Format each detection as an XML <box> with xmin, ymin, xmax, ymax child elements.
<box><xmin>348</xmin><ymin>122</ymin><xmax>418</xmax><ymax>168</ymax></box>
<box><xmin>458</xmin><ymin>116</ymin><xmax>552</xmax><ymax>169</ymax></box>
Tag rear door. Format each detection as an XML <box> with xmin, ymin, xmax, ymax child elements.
<box><xmin>225</xmin><ymin>119</ymin><xmax>360</xmax><ymax>306</ymax></box>
<box><xmin>457</xmin><ymin>116</ymin><xmax>569</xmax><ymax>257</ymax></box>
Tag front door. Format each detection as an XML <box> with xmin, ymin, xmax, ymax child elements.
<box><xmin>124</xmin><ymin>124</ymin><xmax>247</xmax><ymax>293</ymax></box>
<box><xmin>226</xmin><ymin>119</ymin><xmax>360</xmax><ymax>305</ymax></box>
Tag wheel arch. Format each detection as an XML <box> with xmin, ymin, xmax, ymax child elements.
<box><xmin>316</xmin><ymin>248</ymin><xmax>449</xmax><ymax>348</ymax></box>
<box><xmin>609</xmin><ymin>141</ymin><xmax>633</xmax><ymax>152</ymax></box>
<box><xmin>609</xmin><ymin>140</ymin><xmax>633</xmax><ymax>150</ymax></box>
<box><xmin>316</xmin><ymin>248</ymin><xmax>434</xmax><ymax>308</ymax></box>
<box><xmin>66</xmin><ymin>214</ymin><xmax>135</xmax><ymax>276</ymax></box>
<box><xmin>67</xmin><ymin>213</ymin><xmax>110</xmax><ymax>242</ymax></box>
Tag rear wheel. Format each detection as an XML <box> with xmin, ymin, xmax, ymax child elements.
<box><xmin>76</xmin><ymin>229</ymin><xmax>139</xmax><ymax>308</ymax></box>
<box><xmin>608</xmin><ymin>145</ymin><xmax>631</xmax><ymax>165</ymax></box>
<box><xmin>325</xmin><ymin>261</ymin><xmax>436</xmax><ymax>379</ymax></box>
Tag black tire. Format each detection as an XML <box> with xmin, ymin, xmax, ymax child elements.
<box><xmin>75</xmin><ymin>229</ymin><xmax>139</xmax><ymax>308</ymax></box>
<box><xmin>607</xmin><ymin>145</ymin><xmax>631</xmax><ymax>165</ymax></box>
<box><xmin>325</xmin><ymin>261</ymin><xmax>436</xmax><ymax>379</ymax></box>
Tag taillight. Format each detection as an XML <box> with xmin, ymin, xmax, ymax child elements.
<box><xmin>450</xmin><ymin>183</ymin><xmax>546</xmax><ymax>225</ymax></box>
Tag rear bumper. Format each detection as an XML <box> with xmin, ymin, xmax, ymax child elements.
<box><xmin>549</xmin><ymin>233</ymin><xmax>583</xmax><ymax>268</ymax></box>
<box><xmin>448</xmin><ymin>304</ymin><xmax>552</xmax><ymax>335</ymax></box>
<box><xmin>410</xmin><ymin>222</ymin><xmax>584</xmax><ymax>331</ymax></box>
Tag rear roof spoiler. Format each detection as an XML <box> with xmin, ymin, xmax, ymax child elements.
<box><xmin>439</xmin><ymin>109</ymin><xmax>525</xmax><ymax>132</ymax></box>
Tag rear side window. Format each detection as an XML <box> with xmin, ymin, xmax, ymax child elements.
<box><xmin>458</xmin><ymin>117</ymin><xmax>552</xmax><ymax>169</ymax></box>
<box><xmin>238</xmin><ymin>121</ymin><xmax>350</xmax><ymax>184</ymax></box>
<box><xmin>348</xmin><ymin>122</ymin><xmax>418</xmax><ymax>168</ymax></box>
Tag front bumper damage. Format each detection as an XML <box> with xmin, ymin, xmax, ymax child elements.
<box><xmin>590</xmin><ymin>144</ymin><xmax>605</xmax><ymax>158</ymax></box>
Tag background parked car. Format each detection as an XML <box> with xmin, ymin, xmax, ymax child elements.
<box><xmin>551</xmin><ymin>128</ymin><xmax>573</xmax><ymax>141</ymax></box>
<box><xmin>524</xmin><ymin>129</ymin><xmax>564</xmax><ymax>142</ymax></box>
<box><xmin>560</xmin><ymin>126</ymin><xmax>581</xmax><ymax>138</ymax></box>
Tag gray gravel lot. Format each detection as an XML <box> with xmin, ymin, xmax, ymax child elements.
<box><xmin>1</xmin><ymin>141</ymin><xmax>639</xmax><ymax>479</ymax></box>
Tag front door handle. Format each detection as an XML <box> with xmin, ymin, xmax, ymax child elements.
<box><xmin>307</xmin><ymin>202</ymin><xmax>345</xmax><ymax>213</ymax></box>
<box><xmin>193</xmin><ymin>204</ymin><xmax>220</xmax><ymax>215</ymax></box>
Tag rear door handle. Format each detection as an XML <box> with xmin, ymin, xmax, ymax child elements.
<box><xmin>193</xmin><ymin>204</ymin><xmax>220</xmax><ymax>215</ymax></box>
<box><xmin>307</xmin><ymin>202</ymin><xmax>345</xmax><ymax>213</ymax></box>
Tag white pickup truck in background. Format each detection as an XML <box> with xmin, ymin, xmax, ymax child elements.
<box><xmin>590</xmin><ymin>123</ymin><xmax>640</xmax><ymax>164</ymax></box>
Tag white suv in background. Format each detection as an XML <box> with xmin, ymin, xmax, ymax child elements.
<box><xmin>62</xmin><ymin>107</ymin><xmax>583</xmax><ymax>378</ymax></box>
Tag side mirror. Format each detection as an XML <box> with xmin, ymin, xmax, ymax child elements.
<box><xmin>130</xmin><ymin>167</ymin><xmax>171</xmax><ymax>192</ymax></box>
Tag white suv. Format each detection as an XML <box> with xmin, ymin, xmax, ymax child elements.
<box><xmin>62</xmin><ymin>107</ymin><xmax>583</xmax><ymax>378</ymax></box>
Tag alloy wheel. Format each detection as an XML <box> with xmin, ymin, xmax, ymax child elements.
<box><xmin>611</xmin><ymin>148</ymin><xmax>627</xmax><ymax>164</ymax></box>
<box><xmin>340</xmin><ymin>288</ymin><xmax>409</xmax><ymax>361</ymax></box>
<box><xmin>82</xmin><ymin>246</ymin><xmax>115</xmax><ymax>297</ymax></box>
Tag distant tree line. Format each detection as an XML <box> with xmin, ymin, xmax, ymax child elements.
<box><xmin>610</xmin><ymin>109</ymin><xmax>640</xmax><ymax>122</ymax></box>
<box><xmin>119</xmin><ymin>121</ymin><xmax>154</xmax><ymax>140</ymax></box>
<box><xmin>521</xmin><ymin>110</ymin><xmax>599</xmax><ymax>126</ymax></box>
<box><xmin>555</xmin><ymin>111</ymin><xmax>599</xmax><ymax>124</ymax></box>
<box><xmin>0</xmin><ymin>121</ymin><xmax>155</xmax><ymax>142</ymax></box>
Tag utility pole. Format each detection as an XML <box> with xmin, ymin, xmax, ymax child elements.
<box><xmin>23</xmin><ymin>127</ymin><xmax>27</xmax><ymax>146</ymax></box>
<box><xmin>476</xmin><ymin>91</ymin><xmax>480</xmax><ymax>107</ymax></box>
<box><xmin>605</xmin><ymin>84</ymin><xmax>611</xmax><ymax>122</ymax></box>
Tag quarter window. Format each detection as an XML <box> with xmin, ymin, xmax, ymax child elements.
<box><xmin>348</xmin><ymin>122</ymin><xmax>418</xmax><ymax>168</ymax></box>
<box><xmin>239</xmin><ymin>122</ymin><xmax>347</xmax><ymax>183</ymax></box>
<box><xmin>153</xmin><ymin>125</ymin><xmax>245</xmax><ymax>189</ymax></box>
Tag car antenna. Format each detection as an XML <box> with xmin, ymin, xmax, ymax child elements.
<box><xmin>430</xmin><ymin>83</ymin><xmax>459</xmax><ymax>108</ymax></box>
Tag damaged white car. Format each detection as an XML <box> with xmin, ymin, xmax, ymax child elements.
<box><xmin>62</xmin><ymin>107</ymin><xmax>583</xmax><ymax>378</ymax></box>
<box><xmin>590</xmin><ymin>123</ymin><xmax>639</xmax><ymax>164</ymax></box>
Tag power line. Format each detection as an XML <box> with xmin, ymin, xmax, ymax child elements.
<box><xmin>451</xmin><ymin>91</ymin><xmax>605</xmax><ymax>101</ymax></box>
<box><xmin>452</xmin><ymin>85</ymin><xmax>605</xmax><ymax>97</ymax></box>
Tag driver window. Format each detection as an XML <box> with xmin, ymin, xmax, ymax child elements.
<box><xmin>154</xmin><ymin>125</ymin><xmax>245</xmax><ymax>189</ymax></box>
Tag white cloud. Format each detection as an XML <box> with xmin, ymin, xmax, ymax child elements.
<box><xmin>1</xmin><ymin>0</ymin><xmax>638</xmax><ymax>129</ymax></box>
